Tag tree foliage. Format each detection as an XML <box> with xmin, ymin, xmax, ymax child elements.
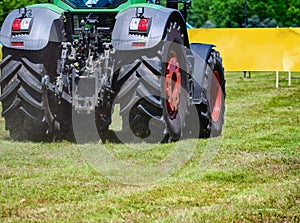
<box><xmin>188</xmin><ymin>0</ymin><xmax>300</xmax><ymax>28</ymax></box>
<box><xmin>1</xmin><ymin>0</ymin><xmax>300</xmax><ymax>28</ymax></box>
<box><xmin>0</xmin><ymin>0</ymin><xmax>47</xmax><ymax>26</ymax></box>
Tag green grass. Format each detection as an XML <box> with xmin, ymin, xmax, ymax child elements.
<box><xmin>0</xmin><ymin>72</ymin><xmax>299</xmax><ymax>222</ymax></box>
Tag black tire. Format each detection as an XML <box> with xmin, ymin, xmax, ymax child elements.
<box><xmin>0</xmin><ymin>46</ymin><xmax>64</xmax><ymax>141</ymax></box>
<box><xmin>198</xmin><ymin>93</ymin><xmax>212</xmax><ymax>138</ymax></box>
<box><xmin>114</xmin><ymin>21</ymin><xmax>188</xmax><ymax>142</ymax></box>
<box><xmin>182</xmin><ymin>88</ymin><xmax>211</xmax><ymax>139</ymax></box>
<box><xmin>183</xmin><ymin>49</ymin><xmax>225</xmax><ymax>139</ymax></box>
<box><xmin>207</xmin><ymin>50</ymin><xmax>226</xmax><ymax>137</ymax></box>
<box><xmin>0</xmin><ymin>55</ymin><xmax>49</xmax><ymax>141</ymax></box>
<box><xmin>114</xmin><ymin>53</ymin><xmax>165</xmax><ymax>143</ymax></box>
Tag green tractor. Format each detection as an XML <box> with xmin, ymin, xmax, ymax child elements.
<box><xmin>0</xmin><ymin>0</ymin><xmax>225</xmax><ymax>143</ymax></box>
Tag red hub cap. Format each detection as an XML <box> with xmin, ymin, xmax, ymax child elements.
<box><xmin>211</xmin><ymin>71</ymin><xmax>222</xmax><ymax>123</ymax></box>
<box><xmin>165</xmin><ymin>51</ymin><xmax>181</xmax><ymax>119</ymax></box>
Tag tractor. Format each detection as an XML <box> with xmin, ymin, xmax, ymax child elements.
<box><xmin>0</xmin><ymin>0</ymin><xmax>226</xmax><ymax>143</ymax></box>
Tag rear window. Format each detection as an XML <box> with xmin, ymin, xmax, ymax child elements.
<box><xmin>64</xmin><ymin>0</ymin><xmax>127</xmax><ymax>8</ymax></box>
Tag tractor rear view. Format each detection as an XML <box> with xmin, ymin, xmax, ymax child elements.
<box><xmin>0</xmin><ymin>0</ymin><xmax>226</xmax><ymax>143</ymax></box>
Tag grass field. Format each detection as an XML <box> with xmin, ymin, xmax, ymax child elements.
<box><xmin>0</xmin><ymin>72</ymin><xmax>299</xmax><ymax>222</ymax></box>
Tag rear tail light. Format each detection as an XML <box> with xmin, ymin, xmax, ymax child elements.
<box><xmin>11</xmin><ymin>17</ymin><xmax>32</xmax><ymax>33</ymax></box>
<box><xmin>129</xmin><ymin>17</ymin><xmax>151</xmax><ymax>34</ymax></box>
<box><xmin>138</xmin><ymin>18</ymin><xmax>149</xmax><ymax>32</ymax></box>
<box><xmin>12</xmin><ymin>18</ymin><xmax>22</xmax><ymax>31</ymax></box>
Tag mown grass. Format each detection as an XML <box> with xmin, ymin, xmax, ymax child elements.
<box><xmin>0</xmin><ymin>72</ymin><xmax>299</xmax><ymax>222</ymax></box>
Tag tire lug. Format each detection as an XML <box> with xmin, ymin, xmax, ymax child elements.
<box><xmin>173</xmin><ymin>22</ymin><xmax>177</xmax><ymax>29</ymax></box>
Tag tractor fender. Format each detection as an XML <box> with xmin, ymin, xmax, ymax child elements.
<box><xmin>0</xmin><ymin>7</ymin><xmax>64</xmax><ymax>50</ymax></box>
<box><xmin>190</xmin><ymin>43</ymin><xmax>214</xmax><ymax>104</ymax></box>
<box><xmin>112</xmin><ymin>6</ymin><xmax>189</xmax><ymax>50</ymax></box>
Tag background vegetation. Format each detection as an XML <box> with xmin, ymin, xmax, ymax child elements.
<box><xmin>0</xmin><ymin>72</ymin><xmax>299</xmax><ymax>222</ymax></box>
<box><xmin>188</xmin><ymin>0</ymin><xmax>300</xmax><ymax>28</ymax></box>
<box><xmin>1</xmin><ymin>0</ymin><xmax>300</xmax><ymax>27</ymax></box>
<box><xmin>0</xmin><ymin>0</ymin><xmax>47</xmax><ymax>26</ymax></box>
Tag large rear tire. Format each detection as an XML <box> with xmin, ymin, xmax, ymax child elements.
<box><xmin>0</xmin><ymin>46</ymin><xmax>64</xmax><ymax>141</ymax></box>
<box><xmin>183</xmin><ymin>88</ymin><xmax>211</xmax><ymax>139</ymax></box>
<box><xmin>207</xmin><ymin>50</ymin><xmax>226</xmax><ymax>136</ymax></box>
<box><xmin>183</xmin><ymin>49</ymin><xmax>225</xmax><ymax>139</ymax></box>
<box><xmin>114</xmin><ymin>21</ymin><xmax>188</xmax><ymax>142</ymax></box>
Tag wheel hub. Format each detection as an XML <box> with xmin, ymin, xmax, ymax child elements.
<box><xmin>211</xmin><ymin>71</ymin><xmax>222</xmax><ymax>123</ymax></box>
<box><xmin>165</xmin><ymin>51</ymin><xmax>181</xmax><ymax>119</ymax></box>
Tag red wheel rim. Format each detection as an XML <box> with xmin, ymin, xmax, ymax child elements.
<box><xmin>211</xmin><ymin>71</ymin><xmax>222</xmax><ymax>123</ymax></box>
<box><xmin>165</xmin><ymin>51</ymin><xmax>181</xmax><ymax>119</ymax></box>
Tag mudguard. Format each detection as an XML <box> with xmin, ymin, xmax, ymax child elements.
<box><xmin>0</xmin><ymin>6</ymin><xmax>64</xmax><ymax>51</ymax></box>
<box><xmin>190</xmin><ymin>43</ymin><xmax>214</xmax><ymax>104</ymax></box>
<box><xmin>112</xmin><ymin>6</ymin><xmax>189</xmax><ymax>50</ymax></box>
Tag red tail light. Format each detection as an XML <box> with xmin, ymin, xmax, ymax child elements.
<box><xmin>138</xmin><ymin>18</ymin><xmax>149</xmax><ymax>32</ymax></box>
<box><xmin>12</xmin><ymin>18</ymin><xmax>22</xmax><ymax>31</ymax></box>
<box><xmin>11</xmin><ymin>17</ymin><xmax>32</xmax><ymax>33</ymax></box>
<box><xmin>130</xmin><ymin>18</ymin><xmax>151</xmax><ymax>34</ymax></box>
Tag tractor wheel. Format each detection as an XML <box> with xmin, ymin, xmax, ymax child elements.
<box><xmin>182</xmin><ymin>88</ymin><xmax>211</xmax><ymax>139</ymax></box>
<box><xmin>115</xmin><ymin>21</ymin><xmax>188</xmax><ymax>142</ymax></box>
<box><xmin>207</xmin><ymin>50</ymin><xmax>226</xmax><ymax>136</ymax></box>
<box><xmin>0</xmin><ymin>46</ymin><xmax>63</xmax><ymax>141</ymax></box>
<box><xmin>184</xmin><ymin>50</ymin><xmax>225</xmax><ymax>139</ymax></box>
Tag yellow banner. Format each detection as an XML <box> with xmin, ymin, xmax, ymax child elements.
<box><xmin>188</xmin><ymin>28</ymin><xmax>300</xmax><ymax>72</ymax></box>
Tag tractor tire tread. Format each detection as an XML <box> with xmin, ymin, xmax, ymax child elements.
<box><xmin>0</xmin><ymin>55</ymin><xmax>50</xmax><ymax>141</ymax></box>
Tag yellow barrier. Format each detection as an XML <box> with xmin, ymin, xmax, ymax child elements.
<box><xmin>188</xmin><ymin>28</ymin><xmax>300</xmax><ymax>72</ymax></box>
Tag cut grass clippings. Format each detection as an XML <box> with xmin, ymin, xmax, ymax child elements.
<box><xmin>0</xmin><ymin>72</ymin><xmax>299</xmax><ymax>222</ymax></box>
